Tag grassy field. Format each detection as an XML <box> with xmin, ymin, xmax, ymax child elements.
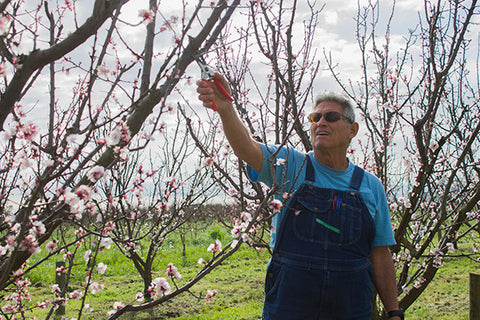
<box><xmin>6</xmin><ymin>222</ymin><xmax>479</xmax><ymax>319</ymax></box>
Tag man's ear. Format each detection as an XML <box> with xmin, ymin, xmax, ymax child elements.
<box><xmin>349</xmin><ymin>122</ymin><xmax>359</xmax><ymax>139</ymax></box>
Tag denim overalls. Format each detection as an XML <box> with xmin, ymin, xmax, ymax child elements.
<box><xmin>263</xmin><ymin>156</ymin><xmax>376</xmax><ymax>320</ymax></box>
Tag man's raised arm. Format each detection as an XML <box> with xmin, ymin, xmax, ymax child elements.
<box><xmin>196</xmin><ymin>72</ymin><xmax>263</xmax><ymax>173</ymax></box>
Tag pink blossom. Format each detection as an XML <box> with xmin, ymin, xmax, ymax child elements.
<box><xmin>75</xmin><ymin>185</ymin><xmax>92</xmax><ymax>200</ymax></box>
<box><xmin>63</xmin><ymin>0</ymin><xmax>73</xmax><ymax>10</ymax></box>
<box><xmin>106</xmin><ymin>123</ymin><xmax>131</xmax><ymax>146</ymax></box>
<box><xmin>46</xmin><ymin>241</ymin><xmax>56</xmax><ymax>253</ymax></box>
<box><xmin>275</xmin><ymin>158</ymin><xmax>286</xmax><ymax>166</ymax></box>
<box><xmin>31</xmin><ymin>220</ymin><xmax>46</xmax><ymax>236</ymax></box>
<box><xmin>36</xmin><ymin>300</ymin><xmax>51</xmax><ymax>309</ymax></box>
<box><xmin>203</xmin><ymin>157</ymin><xmax>214</xmax><ymax>167</ymax></box>
<box><xmin>11</xmin><ymin>223</ymin><xmax>21</xmax><ymax>235</ymax></box>
<box><xmin>135</xmin><ymin>292</ymin><xmax>144</xmax><ymax>302</ymax></box>
<box><xmin>113</xmin><ymin>301</ymin><xmax>124</xmax><ymax>309</ymax></box>
<box><xmin>446</xmin><ymin>243</ymin><xmax>455</xmax><ymax>252</ymax></box>
<box><xmin>4</xmin><ymin>214</ymin><xmax>13</xmax><ymax>225</ymax></box>
<box><xmin>2</xmin><ymin>124</ymin><xmax>17</xmax><ymax>140</ymax></box>
<box><xmin>84</xmin><ymin>249</ymin><xmax>92</xmax><ymax>263</ymax></box>
<box><xmin>84</xmin><ymin>304</ymin><xmax>93</xmax><ymax>313</ymax></box>
<box><xmin>167</xmin><ymin>176</ymin><xmax>178</xmax><ymax>188</ymax></box>
<box><xmin>151</xmin><ymin>277</ymin><xmax>171</xmax><ymax>297</ymax></box>
<box><xmin>100</xmin><ymin>237</ymin><xmax>113</xmax><ymax>249</ymax></box>
<box><xmin>97</xmin><ymin>262</ymin><xmax>107</xmax><ymax>274</ymax></box>
<box><xmin>56</xmin><ymin>265</ymin><xmax>65</xmax><ymax>276</ymax></box>
<box><xmin>87</xmin><ymin>165</ymin><xmax>105</xmax><ymax>182</ymax></box>
<box><xmin>207</xmin><ymin>239</ymin><xmax>222</xmax><ymax>254</ymax></box>
<box><xmin>97</xmin><ymin>65</ymin><xmax>110</xmax><ymax>77</ymax></box>
<box><xmin>69</xmin><ymin>290</ymin><xmax>83</xmax><ymax>300</ymax></box>
<box><xmin>21</xmin><ymin>234</ymin><xmax>40</xmax><ymax>253</ymax></box>
<box><xmin>240</xmin><ymin>211</ymin><xmax>252</xmax><ymax>222</ymax></box>
<box><xmin>166</xmin><ymin>263</ymin><xmax>181</xmax><ymax>280</ymax></box>
<box><xmin>89</xmin><ymin>281</ymin><xmax>104</xmax><ymax>294</ymax></box>
<box><xmin>138</xmin><ymin>9</ymin><xmax>155</xmax><ymax>23</ymax></box>
<box><xmin>433</xmin><ymin>255</ymin><xmax>443</xmax><ymax>268</ymax></box>
<box><xmin>21</xmin><ymin>123</ymin><xmax>38</xmax><ymax>142</ymax></box>
<box><xmin>106</xmin><ymin>129</ymin><xmax>122</xmax><ymax>146</ymax></box>
<box><xmin>62</xmin><ymin>191</ymin><xmax>85</xmax><ymax>218</ymax></box>
<box><xmin>2</xmin><ymin>304</ymin><xmax>16</xmax><ymax>313</ymax></box>
<box><xmin>53</xmin><ymin>297</ymin><xmax>66</xmax><ymax>310</ymax></box>
<box><xmin>271</xmin><ymin>199</ymin><xmax>283</xmax><ymax>212</ymax></box>
<box><xmin>231</xmin><ymin>224</ymin><xmax>242</xmax><ymax>238</ymax></box>
<box><xmin>44</xmin><ymin>159</ymin><xmax>54</xmax><ymax>168</ymax></box>
<box><xmin>0</xmin><ymin>15</ymin><xmax>10</xmax><ymax>34</ymax></box>
<box><xmin>205</xmin><ymin>289</ymin><xmax>217</xmax><ymax>302</ymax></box>
<box><xmin>197</xmin><ymin>258</ymin><xmax>205</xmax><ymax>265</ymax></box>
<box><xmin>66</xmin><ymin>133</ymin><xmax>80</xmax><ymax>146</ymax></box>
<box><xmin>390</xmin><ymin>202</ymin><xmax>398</xmax><ymax>211</ymax></box>
<box><xmin>413</xmin><ymin>277</ymin><xmax>426</xmax><ymax>289</ymax></box>
<box><xmin>13</xmin><ymin>151</ymin><xmax>33</xmax><ymax>170</ymax></box>
<box><xmin>63</xmin><ymin>191</ymin><xmax>80</xmax><ymax>207</ymax></box>
<box><xmin>114</xmin><ymin>146</ymin><xmax>129</xmax><ymax>161</ymax></box>
<box><xmin>52</xmin><ymin>284</ymin><xmax>61</xmax><ymax>293</ymax></box>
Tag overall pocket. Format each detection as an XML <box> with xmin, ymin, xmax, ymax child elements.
<box><xmin>291</xmin><ymin>193</ymin><xmax>362</xmax><ymax>246</ymax></box>
<box><xmin>264</xmin><ymin>260</ymin><xmax>282</xmax><ymax>303</ymax></box>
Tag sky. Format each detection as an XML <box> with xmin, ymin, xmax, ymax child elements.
<box><xmin>109</xmin><ymin>0</ymin><xmax>435</xmax><ymax>93</ymax></box>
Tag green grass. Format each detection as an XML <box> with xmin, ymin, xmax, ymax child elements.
<box><xmin>407</xmin><ymin>257</ymin><xmax>478</xmax><ymax>319</ymax></box>
<box><xmin>3</xmin><ymin>222</ymin><xmax>478</xmax><ymax>319</ymax></box>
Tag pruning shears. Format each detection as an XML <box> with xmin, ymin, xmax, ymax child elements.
<box><xmin>195</xmin><ymin>56</ymin><xmax>233</xmax><ymax>112</ymax></box>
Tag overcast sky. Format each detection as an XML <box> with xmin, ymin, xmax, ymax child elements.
<box><xmin>117</xmin><ymin>0</ymin><xmax>434</xmax><ymax>94</ymax></box>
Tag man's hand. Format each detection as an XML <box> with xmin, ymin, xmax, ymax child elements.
<box><xmin>196</xmin><ymin>72</ymin><xmax>233</xmax><ymax>112</ymax></box>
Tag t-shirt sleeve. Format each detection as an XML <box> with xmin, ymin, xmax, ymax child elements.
<box><xmin>372</xmin><ymin>179</ymin><xmax>396</xmax><ymax>247</ymax></box>
<box><xmin>246</xmin><ymin>144</ymin><xmax>299</xmax><ymax>188</ymax></box>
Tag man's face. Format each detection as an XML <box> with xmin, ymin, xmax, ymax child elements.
<box><xmin>310</xmin><ymin>101</ymin><xmax>358</xmax><ymax>154</ymax></box>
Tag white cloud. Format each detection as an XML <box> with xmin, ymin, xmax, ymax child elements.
<box><xmin>323</xmin><ymin>11</ymin><xmax>339</xmax><ymax>26</ymax></box>
<box><xmin>396</xmin><ymin>0</ymin><xmax>424</xmax><ymax>12</ymax></box>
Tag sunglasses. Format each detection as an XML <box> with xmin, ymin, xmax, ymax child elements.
<box><xmin>307</xmin><ymin>111</ymin><xmax>352</xmax><ymax>123</ymax></box>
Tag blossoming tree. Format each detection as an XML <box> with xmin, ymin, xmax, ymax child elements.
<box><xmin>0</xmin><ymin>0</ymin><xmax>249</xmax><ymax>318</ymax></box>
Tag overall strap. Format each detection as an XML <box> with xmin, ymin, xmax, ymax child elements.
<box><xmin>349</xmin><ymin>165</ymin><xmax>365</xmax><ymax>191</ymax></box>
<box><xmin>304</xmin><ymin>155</ymin><xmax>315</xmax><ymax>183</ymax></box>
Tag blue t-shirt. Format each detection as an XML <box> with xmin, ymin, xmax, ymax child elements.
<box><xmin>247</xmin><ymin>144</ymin><xmax>396</xmax><ymax>249</ymax></box>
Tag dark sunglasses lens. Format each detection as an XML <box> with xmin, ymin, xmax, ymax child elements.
<box><xmin>308</xmin><ymin>113</ymin><xmax>321</xmax><ymax>123</ymax></box>
<box><xmin>324</xmin><ymin>111</ymin><xmax>342</xmax><ymax>122</ymax></box>
<box><xmin>308</xmin><ymin>112</ymin><xmax>343</xmax><ymax>123</ymax></box>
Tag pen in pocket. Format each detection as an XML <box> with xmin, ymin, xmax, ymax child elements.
<box><xmin>332</xmin><ymin>196</ymin><xmax>342</xmax><ymax>211</ymax></box>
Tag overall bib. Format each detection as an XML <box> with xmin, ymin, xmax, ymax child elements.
<box><xmin>263</xmin><ymin>156</ymin><xmax>376</xmax><ymax>320</ymax></box>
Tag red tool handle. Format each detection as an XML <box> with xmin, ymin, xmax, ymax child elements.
<box><xmin>202</xmin><ymin>78</ymin><xmax>234</xmax><ymax>112</ymax></box>
<box><xmin>213</xmin><ymin>78</ymin><xmax>234</xmax><ymax>101</ymax></box>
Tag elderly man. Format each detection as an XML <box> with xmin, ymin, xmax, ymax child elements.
<box><xmin>196</xmin><ymin>73</ymin><xmax>404</xmax><ymax>320</ymax></box>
